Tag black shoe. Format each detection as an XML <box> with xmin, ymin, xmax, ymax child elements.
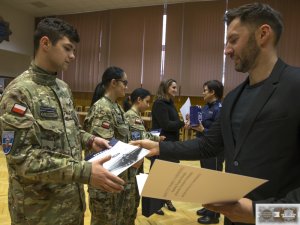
<box><xmin>197</xmin><ymin>208</ymin><xmax>208</xmax><ymax>216</ymax></box>
<box><xmin>155</xmin><ymin>209</ymin><xmax>164</xmax><ymax>215</ymax></box>
<box><xmin>165</xmin><ymin>200</ymin><xmax>176</xmax><ymax>212</ymax></box>
<box><xmin>197</xmin><ymin>216</ymin><xmax>219</xmax><ymax>224</ymax></box>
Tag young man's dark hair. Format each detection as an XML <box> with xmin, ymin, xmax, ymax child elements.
<box><xmin>224</xmin><ymin>2</ymin><xmax>283</xmax><ymax>45</ymax></box>
<box><xmin>34</xmin><ymin>17</ymin><xmax>80</xmax><ymax>53</ymax></box>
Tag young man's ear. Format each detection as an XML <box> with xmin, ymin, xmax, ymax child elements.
<box><xmin>40</xmin><ymin>36</ymin><xmax>51</xmax><ymax>51</ymax></box>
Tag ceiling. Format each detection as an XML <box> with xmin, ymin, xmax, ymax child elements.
<box><xmin>1</xmin><ymin>0</ymin><xmax>216</xmax><ymax>17</ymax></box>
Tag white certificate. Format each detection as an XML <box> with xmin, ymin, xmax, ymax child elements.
<box><xmin>180</xmin><ymin>97</ymin><xmax>191</xmax><ymax>122</ymax></box>
<box><xmin>87</xmin><ymin>140</ymin><xmax>149</xmax><ymax>176</ymax></box>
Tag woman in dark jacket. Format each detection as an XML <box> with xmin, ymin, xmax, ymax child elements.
<box><xmin>150</xmin><ymin>78</ymin><xmax>186</xmax><ymax>215</ymax></box>
<box><xmin>152</xmin><ymin>79</ymin><xmax>185</xmax><ymax>142</ymax></box>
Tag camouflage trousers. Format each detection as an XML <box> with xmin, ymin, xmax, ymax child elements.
<box><xmin>123</xmin><ymin>167</ymin><xmax>139</xmax><ymax>225</ymax></box>
<box><xmin>8</xmin><ymin>183</ymin><xmax>85</xmax><ymax>225</ymax></box>
<box><xmin>89</xmin><ymin>189</ymin><xmax>126</xmax><ymax>225</ymax></box>
<box><xmin>89</xmin><ymin>168</ymin><xmax>138</xmax><ymax>225</ymax></box>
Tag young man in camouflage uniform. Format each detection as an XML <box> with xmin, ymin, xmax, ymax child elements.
<box><xmin>0</xmin><ymin>18</ymin><xmax>124</xmax><ymax>225</ymax></box>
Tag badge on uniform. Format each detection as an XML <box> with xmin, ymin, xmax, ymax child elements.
<box><xmin>11</xmin><ymin>103</ymin><xmax>27</xmax><ymax>116</ymax></box>
<box><xmin>101</xmin><ymin>121</ymin><xmax>110</xmax><ymax>129</ymax></box>
<box><xmin>131</xmin><ymin>131</ymin><xmax>141</xmax><ymax>140</ymax></box>
<box><xmin>135</xmin><ymin>119</ymin><xmax>143</xmax><ymax>125</ymax></box>
<box><xmin>2</xmin><ymin>131</ymin><xmax>14</xmax><ymax>154</ymax></box>
<box><xmin>40</xmin><ymin>106</ymin><xmax>58</xmax><ymax>119</ymax></box>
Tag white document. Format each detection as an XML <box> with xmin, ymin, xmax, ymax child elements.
<box><xmin>88</xmin><ymin>140</ymin><xmax>149</xmax><ymax>176</ymax></box>
<box><xmin>141</xmin><ymin>160</ymin><xmax>268</xmax><ymax>204</ymax></box>
<box><xmin>180</xmin><ymin>97</ymin><xmax>191</xmax><ymax>122</ymax></box>
<box><xmin>136</xmin><ymin>173</ymin><xmax>149</xmax><ymax>195</ymax></box>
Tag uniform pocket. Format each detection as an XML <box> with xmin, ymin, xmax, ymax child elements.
<box><xmin>36</xmin><ymin>119</ymin><xmax>64</xmax><ymax>150</ymax></box>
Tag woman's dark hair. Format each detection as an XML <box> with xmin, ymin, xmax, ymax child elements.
<box><xmin>156</xmin><ymin>78</ymin><xmax>176</xmax><ymax>100</ymax></box>
<box><xmin>34</xmin><ymin>17</ymin><xmax>80</xmax><ymax>53</ymax></box>
<box><xmin>123</xmin><ymin>88</ymin><xmax>151</xmax><ymax>112</ymax></box>
<box><xmin>91</xmin><ymin>66</ymin><xmax>125</xmax><ymax>106</ymax></box>
<box><xmin>203</xmin><ymin>80</ymin><xmax>224</xmax><ymax>100</ymax></box>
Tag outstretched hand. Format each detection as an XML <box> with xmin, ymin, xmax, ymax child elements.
<box><xmin>130</xmin><ymin>139</ymin><xmax>160</xmax><ymax>157</ymax></box>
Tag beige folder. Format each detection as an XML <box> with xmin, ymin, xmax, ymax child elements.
<box><xmin>141</xmin><ymin>160</ymin><xmax>267</xmax><ymax>204</ymax></box>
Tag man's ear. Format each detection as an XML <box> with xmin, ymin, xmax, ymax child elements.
<box><xmin>40</xmin><ymin>36</ymin><xmax>51</xmax><ymax>51</ymax></box>
<box><xmin>257</xmin><ymin>24</ymin><xmax>272</xmax><ymax>46</ymax></box>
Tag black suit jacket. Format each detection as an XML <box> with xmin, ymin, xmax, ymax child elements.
<box><xmin>160</xmin><ymin>58</ymin><xmax>300</xmax><ymax>225</ymax></box>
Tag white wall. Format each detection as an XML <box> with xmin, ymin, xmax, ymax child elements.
<box><xmin>0</xmin><ymin>3</ymin><xmax>34</xmax><ymax>77</ymax></box>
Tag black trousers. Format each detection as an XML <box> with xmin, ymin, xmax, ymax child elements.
<box><xmin>200</xmin><ymin>152</ymin><xmax>224</xmax><ymax>218</ymax></box>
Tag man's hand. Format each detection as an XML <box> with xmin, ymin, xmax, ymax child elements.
<box><xmin>130</xmin><ymin>139</ymin><xmax>160</xmax><ymax>157</ymax></box>
<box><xmin>92</xmin><ymin>136</ymin><xmax>111</xmax><ymax>152</ymax></box>
<box><xmin>90</xmin><ymin>155</ymin><xmax>125</xmax><ymax>193</ymax></box>
<box><xmin>203</xmin><ymin>198</ymin><xmax>254</xmax><ymax>224</ymax></box>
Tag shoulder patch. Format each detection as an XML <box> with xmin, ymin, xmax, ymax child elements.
<box><xmin>11</xmin><ymin>103</ymin><xmax>27</xmax><ymax>116</ymax></box>
<box><xmin>101</xmin><ymin>121</ymin><xmax>110</xmax><ymax>129</ymax></box>
<box><xmin>131</xmin><ymin>131</ymin><xmax>141</xmax><ymax>140</ymax></box>
<box><xmin>2</xmin><ymin>131</ymin><xmax>14</xmax><ymax>154</ymax></box>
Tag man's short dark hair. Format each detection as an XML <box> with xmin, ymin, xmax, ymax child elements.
<box><xmin>34</xmin><ymin>17</ymin><xmax>80</xmax><ymax>53</ymax></box>
<box><xmin>224</xmin><ymin>2</ymin><xmax>283</xmax><ymax>46</ymax></box>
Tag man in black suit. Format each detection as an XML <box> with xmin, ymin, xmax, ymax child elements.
<box><xmin>132</xmin><ymin>2</ymin><xmax>300</xmax><ymax>225</ymax></box>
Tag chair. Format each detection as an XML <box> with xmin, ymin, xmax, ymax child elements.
<box><xmin>143</xmin><ymin>110</ymin><xmax>151</xmax><ymax>117</ymax></box>
<box><xmin>76</xmin><ymin>105</ymin><xmax>82</xmax><ymax>112</ymax></box>
<box><xmin>84</xmin><ymin>106</ymin><xmax>90</xmax><ymax>112</ymax></box>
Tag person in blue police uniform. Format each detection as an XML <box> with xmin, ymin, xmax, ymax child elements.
<box><xmin>192</xmin><ymin>80</ymin><xmax>224</xmax><ymax>224</ymax></box>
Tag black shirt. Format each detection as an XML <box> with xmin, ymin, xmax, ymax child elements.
<box><xmin>231</xmin><ymin>80</ymin><xmax>265</xmax><ymax>143</ymax></box>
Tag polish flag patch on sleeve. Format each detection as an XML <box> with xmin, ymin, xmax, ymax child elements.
<box><xmin>11</xmin><ymin>103</ymin><xmax>27</xmax><ymax>116</ymax></box>
<box><xmin>101</xmin><ymin>121</ymin><xmax>110</xmax><ymax>129</ymax></box>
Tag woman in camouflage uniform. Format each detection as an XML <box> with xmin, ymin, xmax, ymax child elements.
<box><xmin>123</xmin><ymin>88</ymin><xmax>165</xmax><ymax>223</ymax></box>
<box><xmin>84</xmin><ymin>66</ymin><xmax>133</xmax><ymax>225</ymax></box>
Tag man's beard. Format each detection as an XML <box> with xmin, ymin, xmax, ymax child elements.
<box><xmin>235</xmin><ymin>33</ymin><xmax>260</xmax><ymax>73</ymax></box>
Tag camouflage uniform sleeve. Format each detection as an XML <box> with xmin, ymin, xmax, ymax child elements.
<box><xmin>0</xmin><ymin>87</ymin><xmax>92</xmax><ymax>184</ymax></box>
<box><xmin>125</xmin><ymin>112</ymin><xmax>160</xmax><ymax>142</ymax></box>
<box><xmin>80</xmin><ymin>129</ymin><xmax>94</xmax><ymax>149</ymax></box>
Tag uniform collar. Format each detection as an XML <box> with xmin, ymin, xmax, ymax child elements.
<box><xmin>207</xmin><ymin>100</ymin><xmax>220</xmax><ymax>107</ymax></box>
<box><xmin>30</xmin><ymin>62</ymin><xmax>57</xmax><ymax>86</ymax></box>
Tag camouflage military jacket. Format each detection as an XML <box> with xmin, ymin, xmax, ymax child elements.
<box><xmin>84</xmin><ymin>96</ymin><xmax>130</xmax><ymax>189</ymax></box>
<box><xmin>0</xmin><ymin>63</ymin><xmax>93</xmax><ymax>224</ymax></box>
<box><xmin>124</xmin><ymin>108</ymin><xmax>160</xmax><ymax>142</ymax></box>
<box><xmin>84</xmin><ymin>96</ymin><xmax>130</xmax><ymax>147</ymax></box>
